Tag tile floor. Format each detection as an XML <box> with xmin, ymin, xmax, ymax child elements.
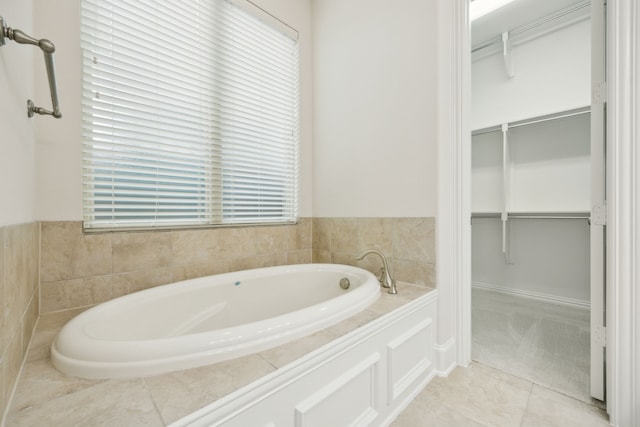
<box><xmin>391</xmin><ymin>362</ymin><xmax>609</xmax><ymax>427</ymax></box>
<box><xmin>472</xmin><ymin>287</ymin><xmax>594</xmax><ymax>404</ymax></box>
<box><xmin>4</xmin><ymin>285</ymin><xmax>610</xmax><ymax>427</ymax></box>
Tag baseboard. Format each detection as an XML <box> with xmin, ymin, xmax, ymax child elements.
<box><xmin>472</xmin><ymin>281</ymin><xmax>590</xmax><ymax>309</ymax></box>
<box><xmin>435</xmin><ymin>337</ymin><xmax>457</xmax><ymax>376</ymax></box>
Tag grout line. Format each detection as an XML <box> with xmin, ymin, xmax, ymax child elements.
<box><xmin>256</xmin><ymin>352</ymin><xmax>279</xmax><ymax>371</ymax></box>
<box><xmin>1</xmin><ymin>288</ymin><xmax>41</xmax><ymax>427</ymax></box>
<box><xmin>474</xmin><ymin>358</ymin><xmax>605</xmax><ymax>410</ymax></box>
<box><xmin>141</xmin><ymin>378</ymin><xmax>168</xmax><ymax>427</ymax></box>
<box><xmin>531</xmin><ymin>382</ymin><xmax>607</xmax><ymax>410</ymax></box>
<box><xmin>519</xmin><ymin>380</ymin><xmax>535</xmax><ymax>427</ymax></box>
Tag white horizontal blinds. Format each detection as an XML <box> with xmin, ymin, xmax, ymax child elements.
<box><xmin>216</xmin><ymin>1</ymin><xmax>299</xmax><ymax>223</ymax></box>
<box><xmin>81</xmin><ymin>0</ymin><xmax>299</xmax><ymax>229</ymax></box>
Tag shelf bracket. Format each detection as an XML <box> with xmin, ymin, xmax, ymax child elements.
<box><xmin>502</xmin><ymin>32</ymin><xmax>515</xmax><ymax>79</ymax></box>
<box><xmin>592</xmin><ymin>204</ymin><xmax>607</xmax><ymax>226</ymax></box>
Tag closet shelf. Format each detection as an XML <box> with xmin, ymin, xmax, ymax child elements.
<box><xmin>472</xmin><ymin>106</ymin><xmax>590</xmax><ymax>136</ymax></box>
<box><xmin>472</xmin><ymin>211</ymin><xmax>590</xmax><ymax>219</ymax></box>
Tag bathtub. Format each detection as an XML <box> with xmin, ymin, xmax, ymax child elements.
<box><xmin>51</xmin><ymin>264</ymin><xmax>380</xmax><ymax>379</ymax></box>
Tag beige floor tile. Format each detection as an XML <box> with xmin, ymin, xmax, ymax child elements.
<box><xmin>472</xmin><ymin>288</ymin><xmax>593</xmax><ymax>404</ymax></box>
<box><xmin>144</xmin><ymin>354</ymin><xmax>275</xmax><ymax>424</ymax></box>
<box><xmin>258</xmin><ymin>309</ymin><xmax>381</xmax><ymax>369</ymax></box>
<box><xmin>7</xmin><ymin>378</ymin><xmax>163</xmax><ymax>427</ymax></box>
<box><xmin>8</xmin><ymin>358</ymin><xmax>104</xmax><ymax>415</ymax></box>
<box><xmin>521</xmin><ymin>385</ymin><xmax>609</xmax><ymax>427</ymax></box>
<box><xmin>367</xmin><ymin>283</ymin><xmax>432</xmax><ymax>315</ymax></box>
<box><xmin>37</xmin><ymin>308</ymin><xmax>88</xmax><ymax>330</ymax></box>
<box><xmin>425</xmin><ymin>363</ymin><xmax>532</xmax><ymax>427</ymax></box>
<box><xmin>257</xmin><ymin>329</ymin><xmax>337</xmax><ymax>368</ymax></box>
<box><xmin>28</xmin><ymin>308</ymin><xmax>89</xmax><ymax>361</ymax></box>
<box><xmin>322</xmin><ymin>308</ymin><xmax>383</xmax><ymax>338</ymax></box>
<box><xmin>27</xmin><ymin>309</ymin><xmax>84</xmax><ymax>361</ymax></box>
<box><xmin>390</xmin><ymin>388</ymin><xmax>486</xmax><ymax>427</ymax></box>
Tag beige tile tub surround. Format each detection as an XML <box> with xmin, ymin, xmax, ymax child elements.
<box><xmin>39</xmin><ymin>217</ymin><xmax>433</xmax><ymax>314</ymax></box>
<box><xmin>39</xmin><ymin>219</ymin><xmax>313</xmax><ymax>314</ymax></box>
<box><xmin>312</xmin><ymin>217</ymin><xmax>436</xmax><ymax>286</ymax></box>
<box><xmin>0</xmin><ymin>222</ymin><xmax>40</xmax><ymax>421</ymax></box>
<box><xmin>7</xmin><ymin>283</ymin><xmax>432</xmax><ymax>426</ymax></box>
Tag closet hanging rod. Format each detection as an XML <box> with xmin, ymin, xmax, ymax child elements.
<box><xmin>472</xmin><ymin>1</ymin><xmax>590</xmax><ymax>53</ymax></box>
<box><xmin>471</xmin><ymin>212</ymin><xmax>590</xmax><ymax>220</ymax></box>
<box><xmin>0</xmin><ymin>16</ymin><xmax>62</xmax><ymax>118</ymax></box>
<box><xmin>508</xmin><ymin>215</ymin><xmax>590</xmax><ymax>220</ymax></box>
<box><xmin>472</xmin><ymin>106</ymin><xmax>590</xmax><ymax>136</ymax></box>
<box><xmin>509</xmin><ymin>108</ymin><xmax>590</xmax><ymax>130</ymax></box>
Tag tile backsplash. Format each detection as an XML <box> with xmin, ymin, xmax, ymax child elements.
<box><xmin>39</xmin><ymin>217</ymin><xmax>435</xmax><ymax>314</ymax></box>
<box><xmin>312</xmin><ymin>217</ymin><xmax>436</xmax><ymax>287</ymax></box>
<box><xmin>0</xmin><ymin>222</ymin><xmax>40</xmax><ymax>419</ymax></box>
<box><xmin>39</xmin><ymin>220</ymin><xmax>312</xmax><ymax>314</ymax></box>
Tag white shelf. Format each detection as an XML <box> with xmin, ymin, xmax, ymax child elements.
<box><xmin>472</xmin><ymin>106</ymin><xmax>590</xmax><ymax>135</ymax></box>
<box><xmin>472</xmin><ymin>108</ymin><xmax>591</xmax><ymax>214</ymax></box>
<box><xmin>472</xmin><ymin>211</ymin><xmax>590</xmax><ymax>220</ymax></box>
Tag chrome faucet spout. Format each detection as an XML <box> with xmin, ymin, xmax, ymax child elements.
<box><xmin>356</xmin><ymin>249</ymin><xmax>397</xmax><ymax>294</ymax></box>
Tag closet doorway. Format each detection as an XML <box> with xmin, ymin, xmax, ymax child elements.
<box><xmin>469</xmin><ymin>0</ymin><xmax>606</xmax><ymax>406</ymax></box>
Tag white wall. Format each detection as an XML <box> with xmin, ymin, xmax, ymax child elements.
<box><xmin>33</xmin><ymin>0</ymin><xmax>81</xmax><ymax>221</ymax></box>
<box><xmin>472</xmin><ymin>19</ymin><xmax>591</xmax><ymax>130</ymax></box>
<box><xmin>472</xmin><ymin>218</ymin><xmax>591</xmax><ymax>303</ymax></box>
<box><xmin>471</xmin><ymin>19</ymin><xmax>591</xmax><ymax>303</ymax></box>
<box><xmin>29</xmin><ymin>0</ymin><xmax>438</xmax><ymax>221</ymax></box>
<box><xmin>311</xmin><ymin>0</ymin><xmax>438</xmax><ymax>218</ymax></box>
<box><xmin>472</xmin><ymin>113</ymin><xmax>591</xmax><ymax>213</ymax></box>
<box><xmin>32</xmin><ymin>0</ymin><xmax>313</xmax><ymax>220</ymax></box>
<box><xmin>508</xmin><ymin>113</ymin><xmax>590</xmax><ymax>212</ymax></box>
<box><xmin>0</xmin><ymin>0</ymin><xmax>36</xmax><ymax>226</ymax></box>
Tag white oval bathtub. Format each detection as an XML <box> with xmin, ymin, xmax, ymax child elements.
<box><xmin>51</xmin><ymin>264</ymin><xmax>380</xmax><ymax>379</ymax></box>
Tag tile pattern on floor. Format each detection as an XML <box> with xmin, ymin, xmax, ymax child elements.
<box><xmin>472</xmin><ymin>287</ymin><xmax>596</xmax><ymax>405</ymax></box>
<box><xmin>391</xmin><ymin>362</ymin><xmax>609</xmax><ymax>427</ymax></box>
<box><xmin>5</xmin><ymin>285</ymin><xmax>610</xmax><ymax>427</ymax></box>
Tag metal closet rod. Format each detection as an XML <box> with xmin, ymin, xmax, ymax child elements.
<box><xmin>472</xmin><ymin>1</ymin><xmax>590</xmax><ymax>53</ymax></box>
<box><xmin>472</xmin><ymin>107</ymin><xmax>591</xmax><ymax>136</ymax></box>
<box><xmin>471</xmin><ymin>212</ymin><xmax>590</xmax><ymax>220</ymax></box>
<box><xmin>0</xmin><ymin>15</ymin><xmax>62</xmax><ymax>118</ymax></box>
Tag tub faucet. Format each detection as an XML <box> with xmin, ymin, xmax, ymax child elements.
<box><xmin>356</xmin><ymin>249</ymin><xmax>397</xmax><ymax>294</ymax></box>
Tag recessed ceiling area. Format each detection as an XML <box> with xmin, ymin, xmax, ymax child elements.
<box><xmin>471</xmin><ymin>0</ymin><xmax>590</xmax><ymax>46</ymax></box>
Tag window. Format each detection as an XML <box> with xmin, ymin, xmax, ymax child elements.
<box><xmin>81</xmin><ymin>0</ymin><xmax>299</xmax><ymax>230</ymax></box>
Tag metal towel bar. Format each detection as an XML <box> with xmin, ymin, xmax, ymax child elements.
<box><xmin>0</xmin><ymin>15</ymin><xmax>62</xmax><ymax>118</ymax></box>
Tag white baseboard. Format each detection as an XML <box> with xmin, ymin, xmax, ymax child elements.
<box><xmin>435</xmin><ymin>337</ymin><xmax>457</xmax><ymax>376</ymax></box>
<box><xmin>472</xmin><ymin>281</ymin><xmax>590</xmax><ymax>309</ymax></box>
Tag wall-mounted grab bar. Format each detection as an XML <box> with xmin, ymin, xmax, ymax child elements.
<box><xmin>0</xmin><ymin>15</ymin><xmax>62</xmax><ymax>118</ymax></box>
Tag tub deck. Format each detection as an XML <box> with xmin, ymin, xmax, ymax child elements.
<box><xmin>5</xmin><ymin>283</ymin><xmax>433</xmax><ymax>426</ymax></box>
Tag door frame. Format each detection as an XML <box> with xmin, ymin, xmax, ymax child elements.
<box><xmin>436</xmin><ymin>0</ymin><xmax>640</xmax><ymax>425</ymax></box>
<box><xmin>590</xmin><ymin>0</ymin><xmax>606</xmax><ymax>402</ymax></box>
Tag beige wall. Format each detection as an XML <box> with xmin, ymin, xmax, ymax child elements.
<box><xmin>0</xmin><ymin>223</ymin><xmax>40</xmax><ymax>419</ymax></box>
<box><xmin>312</xmin><ymin>217</ymin><xmax>435</xmax><ymax>286</ymax></box>
<box><xmin>40</xmin><ymin>220</ymin><xmax>312</xmax><ymax>314</ymax></box>
<box><xmin>38</xmin><ymin>217</ymin><xmax>434</xmax><ymax>315</ymax></box>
